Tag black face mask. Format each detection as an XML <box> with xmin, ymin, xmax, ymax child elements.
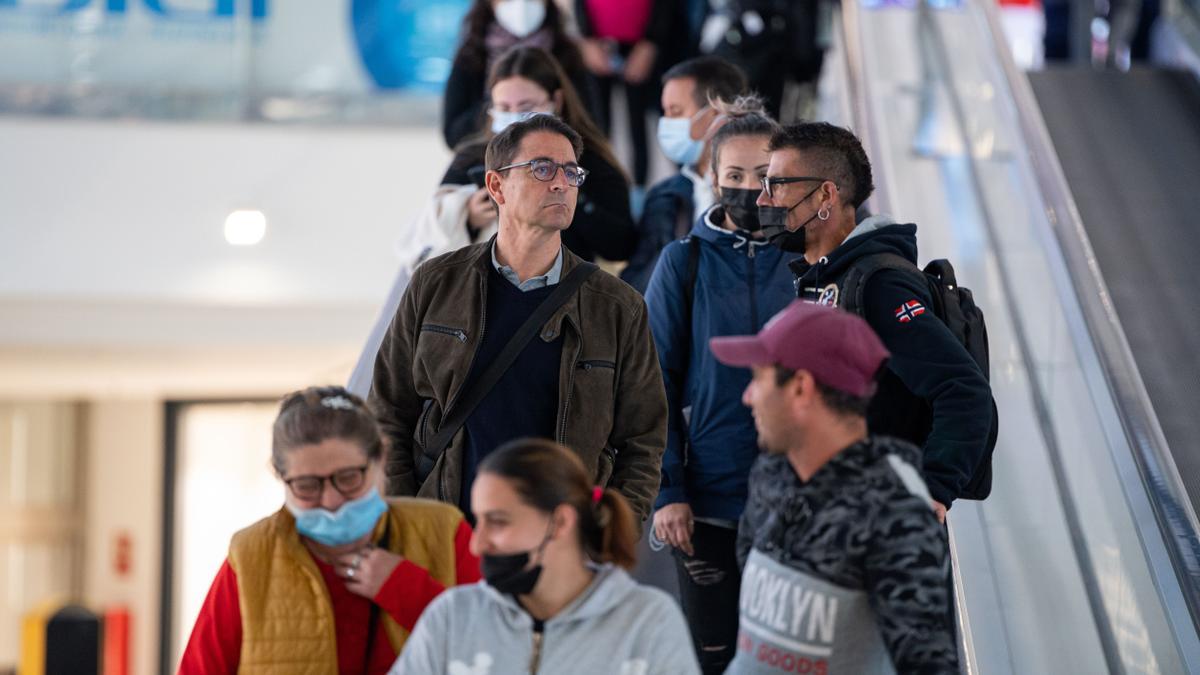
<box><xmin>719</xmin><ymin>187</ymin><xmax>762</xmax><ymax>232</ymax></box>
<box><xmin>759</xmin><ymin>185</ymin><xmax>823</xmax><ymax>253</ymax></box>
<box><xmin>480</xmin><ymin>520</ymin><xmax>554</xmax><ymax>595</ymax></box>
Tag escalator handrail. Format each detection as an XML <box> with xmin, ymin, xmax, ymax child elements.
<box><xmin>974</xmin><ymin>0</ymin><xmax>1200</xmax><ymax>659</ymax></box>
<box><xmin>916</xmin><ymin>3</ymin><xmax>1130</xmax><ymax>669</ymax></box>
<box><xmin>839</xmin><ymin>0</ymin><xmax>893</xmax><ymax>216</ymax></box>
<box><xmin>1165</xmin><ymin>0</ymin><xmax>1200</xmax><ymax>60</ymax></box>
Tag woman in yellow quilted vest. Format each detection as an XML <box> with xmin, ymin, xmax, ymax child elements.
<box><xmin>178</xmin><ymin>385</ymin><xmax>481</xmax><ymax>675</ymax></box>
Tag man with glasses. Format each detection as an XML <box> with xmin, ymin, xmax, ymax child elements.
<box><xmin>755</xmin><ymin>122</ymin><xmax>992</xmax><ymax>523</ymax></box>
<box><xmin>370</xmin><ymin>114</ymin><xmax>668</xmax><ymax>524</ymax></box>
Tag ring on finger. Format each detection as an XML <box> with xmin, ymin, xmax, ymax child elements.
<box><xmin>351</xmin><ymin>553</ymin><xmax>363</xmax><ymax>569</ymax></box>
<box><xmin>346</xmin><ymin>567</ymin><xmax>356</xmax><ymax>579</ymax></box>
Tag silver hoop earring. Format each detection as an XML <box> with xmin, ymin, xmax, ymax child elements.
<box><xmin>818</xmin><ymin>207</ymin><xmax>831</xmax><ymax>221</ymax></box>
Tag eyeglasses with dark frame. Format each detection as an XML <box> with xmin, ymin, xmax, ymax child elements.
<box><xmin>283</xmin><ymin>465</ymin><xmax>369</xmax><ymax>502</ymax></box>
<box><xmin>496</xmin><ymin>158</ymin><xmax>589</xmax><ymax>187</ymax></box>
<box><xmin>760</xmin><ymin>176</ymin><xmax>830</xmax><ymax>199</ymax></box>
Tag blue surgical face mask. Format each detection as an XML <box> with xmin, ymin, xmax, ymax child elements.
<box><xmin>287</xmin><ymin>486</ymin><xmax>387</xmax><ymax>547</ymax></box>
<box><xmin>490</xmin><ymin>109</ymin><xmax>553</xmax><ymax>135</ymax></box>
<box><xmin>656</xmin><ymin>108</ymin><xmax>708</xmax><ymax>166</ymax></box>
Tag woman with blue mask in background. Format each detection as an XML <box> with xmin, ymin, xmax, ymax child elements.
<box><xmin>390</xmin><ymin>438</ymin><xmax>699</xmax><ymax>675</ymax></box>
<box><xmin>178</xmin><ymin>385</ymin><xmax>480</xmax><ymax>675</ymax></box>
<box><xmin>442</xmin><ymin>0</ymin><xmax>600</xmax><ymax>150</ymax></box>
<box><xmin>435</xmin><ymin>46</ymin><xmax>637</xmax><ymax>264</ymax></box>
<box><xmin>618</xmin><ymin>56</ymin><xmax>749</xmax><ymax>294</ymax></box>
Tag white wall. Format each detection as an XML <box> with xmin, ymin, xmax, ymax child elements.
<box><xmin>0</xmin><ymin>116</ymin><xmax>449</xmax><ymax>348</ymax></box>
<box><xmin>83</xmin><ymin>399</ymin><xmax>163</xmax><ymax>675</ymax></box>
<box><xmin>2</xmin><ymin>114</ymin><xmax>454</xmax><ymax>674</ymax></box>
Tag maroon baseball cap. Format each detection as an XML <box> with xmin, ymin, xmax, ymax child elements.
<box><xmin>709</xmin><ymin>301</ymin><xmax>890</xmax><ymax>397</ymax></box>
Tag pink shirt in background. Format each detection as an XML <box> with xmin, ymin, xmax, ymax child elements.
<box><xmin>585</xmin><ymin>0</ymin><xmax>654</xmax><ymax>44</ymax></box>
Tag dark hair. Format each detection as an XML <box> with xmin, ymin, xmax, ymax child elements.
<box><xmin>773</xmin><ymin>367</ymin><xmax>873</xmax><ymax>418</ymax></box>
<box><xmin>484</xmin><ymin>46</ymin><xmax>625</xmax><ymax>181</ymax></box>
<box><xmin>478</xmin><ymin>438</ymin><xmax>638</xmax><ymax>569</ymax></box>
<box><xmin>708</xmin><ymin>95</ymin><xmax>779</xmax><ymax>176</ymax></box>
<box><xmin>453</xmin><ymin>0</ymin><xmax>585</xmax><ymax>77</ymax></box>
<box><xmin>486</xmin><ymin>113</ymin><xmax>584</xmax><ymax>172</ymax></box>
<box><xmin>768</xmin><ymin>122</ymin><xmax>875</xmax><ymax>209</ymax></box>
<box><xmin>271</xmin><ymin>386</ymin><xmax>384</xmax><ymax>476</ymax></box>
<box><xmin>662</xmin><ymin>56</ymin><xmax>749</xmax><ymax>110</ymax></box>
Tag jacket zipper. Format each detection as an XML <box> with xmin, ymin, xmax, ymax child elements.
<box><xmin>529</xmin><ymin>628</ymin><xmax>544</xmax><ymax>674</ymax></box>
<box><xmin>420</xmin><ymin>324</ymin><xmax>467</xmax><ymax>342</ymax></box>
<box><xmin>419</xmin><ymin>402</ymin><xmax>432</xmax><ymax>449</ymax></box>
<box><xmin>577</xmin><ymin>359</ymin><xmax>615</xmax><ymax>371</ymax></box>
<box><xmin>814</xmin><ymin>256</ymin><xmax>828</xmax><ymax>300</ymax></box>
<box><xmin>436</xmin><ymin>271</ymin><xmax>488</xmax><ymax>500</ymax></box>
<box><xmin>747</xmin><ymin>247</ymin><xmax>759</xmax><ymax>330</ymax></box>
<box><xmin>557</xmin><ymin>330</ymin><xmax>581</xmax><ymax>445</ymax></box>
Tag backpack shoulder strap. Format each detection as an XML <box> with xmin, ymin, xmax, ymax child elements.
<box><xmin>840</xmin><ymin>252</ymin><xmax>921</xmax><ymax>316</ymax></box>
<box><xmin>683</xmin><ymin>235</ymin><xmax>701</xmax><ymax>312</ymax></box>
<box><xmin>677</xmin><ymin>236</ymin><xmax>702</xmax><ymax>392</ymax></box>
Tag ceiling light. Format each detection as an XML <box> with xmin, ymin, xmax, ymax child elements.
<box><xmin>224</xmin><ymin>210</ymin><xmax>266</xmax><ymax>246</ymax></box>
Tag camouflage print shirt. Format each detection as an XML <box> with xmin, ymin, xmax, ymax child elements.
<box><xmin>730</xmin><ymin>436</ymin><xmax>959</xmax><ymax>675</ymax></box>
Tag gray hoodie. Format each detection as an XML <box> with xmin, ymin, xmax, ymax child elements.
<box><xmin>389</xmin><ymin>564</ymin><xmax>700</xmax><ymax>675</ymax></box>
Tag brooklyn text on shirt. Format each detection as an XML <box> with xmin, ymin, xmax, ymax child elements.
<box><xmin>738</xmin><ymin>558</ymin><xmax>838</xmax><ymax>658</ymax></box>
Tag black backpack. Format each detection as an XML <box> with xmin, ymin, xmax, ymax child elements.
<box><xmin>840</xmin><ymin>253</ymin><xmax>999</xmax><ymax>500</ymax></box>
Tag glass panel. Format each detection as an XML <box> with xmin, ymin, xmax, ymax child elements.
<box><xmin>170</xmin><ymin>401</ymin><xmax>280</xmax><ymax>669</ymax></box>
<box><xmin>844</xmin><ymin>0</ymin><xmax>1196</xmax><ymax>669</ymax></box>
<box><xmin>0</xmin><ymin>0</ymin><xmax>472</xmax><ymax>123</ymax></box>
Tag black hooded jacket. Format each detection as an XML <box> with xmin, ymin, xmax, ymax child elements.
<box><xmin>789</xmin><ymin>218</ymin><xmax>992</xmax><ymax>506</ymax></box>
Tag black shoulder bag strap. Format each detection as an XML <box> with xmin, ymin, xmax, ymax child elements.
<box><xmin>675</xmin><ymin>236</ymin><xmax>701</xmax><ymax>465</ymax></box>
<box><xmin>417</xmin><ymin>261</ymin><xmax>600</xmax><ymax>479</ymax></box>
<box><xmin>677</xmin><ymin>236</ymin><xmax>702</xmax><ymax>387</ymax></box>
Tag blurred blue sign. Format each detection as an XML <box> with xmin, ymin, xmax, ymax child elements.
<box><xmin>0</xmin><ymin>0</ymin><xmax>268</xmax><ymax>19</ymax></box>
<box><xmin>352</xmin><ymin>0</ymin><xmax>471</xmax><ymax>91</ymax></box>
<box><xmin>0</xmin><ymin>0</ymin><xmax>470</xmax><ymax>95</ymax></box>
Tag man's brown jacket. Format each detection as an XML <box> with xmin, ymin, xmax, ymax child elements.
<box><xmin>368</xmin><ymin>240</ymin><xmax>668</xmax><ymax>522</ymax></box>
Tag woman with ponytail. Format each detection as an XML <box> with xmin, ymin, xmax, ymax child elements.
<box><xmin>390</xmin><ymin>438</ymin><xmax>699</xmax><ymax>674</ymax></box>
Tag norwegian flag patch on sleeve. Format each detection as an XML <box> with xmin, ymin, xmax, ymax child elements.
<box><xmin>895</xmin><ymin>300</ymin><xmax>926</xmax><ymax>323</ymax></box>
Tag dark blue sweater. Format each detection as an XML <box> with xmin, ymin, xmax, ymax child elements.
<box><xmin>459</xmin><ymin>266</ymin><xmax>563</xmax><ymax>515</ymax></box>
<box><xmin>645</xmin><ymin>210</ymin><xmax>800</xmax><ymax>520</ymax></box>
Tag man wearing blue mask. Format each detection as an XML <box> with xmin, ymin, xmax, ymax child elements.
<box><xmin>621</xmin><ymin>56</ymin><xmax>749</xmax><ymax>293</ymax></box>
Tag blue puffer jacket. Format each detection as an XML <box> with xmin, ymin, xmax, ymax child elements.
<box><xmin>645</xmin><ymin>207</ymin><xmax>800</xmax><ymax>520</ymax></box>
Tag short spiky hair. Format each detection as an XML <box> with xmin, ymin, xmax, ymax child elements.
<box><xmin>768</xmin><ymin>123</ymin><xmax>875</xmax><ymax>209</ymax></box>
<box><xmin>485</xmin><ymin>114</ymin><xmax>584</xmax><ymax>172</ymax></box>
